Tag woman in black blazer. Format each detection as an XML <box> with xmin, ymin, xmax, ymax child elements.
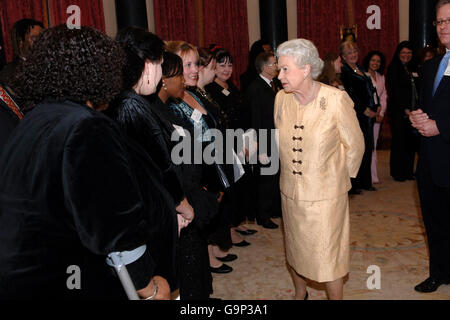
<box><xmin>386</xmin><ymin>41</ymin><xmax>420</xmax><ymax>182</ymax></box>
<box><xmin>340</xmin><ymin>41</ymin><xmax>380</xmax><ymax>193</ymax></box>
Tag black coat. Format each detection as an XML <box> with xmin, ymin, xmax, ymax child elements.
<box><xmin>0</xmin><ymin>97</ymin><xmax>20</xmax><ymax>153</ymax></box>
<box><xmin>417</xmin><ymin>55</ymin><xmax>450</xmax><ymax>187</ymax></box>
<box><xmin>0</xmin><ymin>101</ymin><xmax>165</xmax><ymax>299</ymax></box>
<box><xmin>106</xmin><ymin>90</ymin><xmax>185</xmax><ymax>205</ymax></box>
<box><xmin>245</xmin><ymin>76</ymin><xmax>277</xmax><ymax>155</ymax></box>
<box><xmin>386</xmin><ymin>61</ymin><xmax>420</xmax><ymax>118</ymax></box>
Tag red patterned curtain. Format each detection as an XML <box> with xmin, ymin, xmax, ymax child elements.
<box><xmin>297</xmin><ymin>0</ymin><xmax>399</xmax><ymax>66</ymax></box>
<box><xmin>153</xmin><ymin>0</ymin><xmax>198</xmax><ymax>45</ymax></box>
<box><xmin>353</xmin><ymin>0</ymin><xmax>399</xmax><ymax>66</ymax></box>
<box><xmin>0</xmin><ymin>0</ymin><xmax>46</xmax><ymax>63</ymax></box>
<box><xmin>48</xmin><ymin>0</ymin><xmax>105</xmax><ymax>32</ymax></box>
<box><xmin>297</xmin><ymin>0</ymin><xmax>348</xmax><ymax>59</ymax></box>
<box><xmin>203</xmin><ymin>0</ymin><xmax>249</xmax><ymax>88</ymax></box>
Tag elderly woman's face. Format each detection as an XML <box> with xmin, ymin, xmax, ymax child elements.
<box><xmin>215</xmin><ymin>59</ymin><xmax>233</xmax><ymax>83</ymax></box>
<box><xmin>181</xmin><ymin>50</ymin><xmax>199</xmax><ymax>86</ymax></box>
<box><xmin>342</xmin><ymin>47</ymin><xmax>359</xmax><ymax>65</ymax></box>
<box><xmin>277</xmin><ymin>55</ymin><xmax>307</xmax><ymax>92</ymax></box>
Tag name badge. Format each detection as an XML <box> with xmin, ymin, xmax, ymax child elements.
<box><xmin>412</xmin><ymin>72</ymin><xmax>419</xmax><ymax>78</ymax></box>
<box><xmin>222</xmin><ymin>88</ymin><xmax>231</xmax><ymax>96</ymax></box>
<box><xmin>191</xmin><ymin>109</ymin><xmax>203</xmax><ymax>123</ymax></box>
<box><xmin>373</xmin><ymin>92</ymin><xmax>379</xmax><ymax>105</ymax></box>
<box><xmin>173</xmin><ymin>124</ymin><xmax>186</xmax><ymax>137</ymax></box>
<box><xmin>445</xmin><ymin>61</ymin><xmax>450</xmax><ymax>76</ymax></box>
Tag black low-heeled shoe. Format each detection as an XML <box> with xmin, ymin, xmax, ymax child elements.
<box><xmin>414</xmin><ymin>277</ymin><xmax>449</xmax><ymax>293</ymax></box>
<box><xmin>216</xmin><ymin>254</ymin><xmax>238</xmax><ymax>262</ymax></box>
<box><xmin>233</xmin><ymin>240</ymin><xmax>251</xmax><ymax>247</ymax></box>
<box><xmin>235</xmin><ymin>229</ymin><xmax>258</xmax><ymax>236</ymax></box>
<box><xmin>210</xmin><ymin>264</ymin><xmax>233</xmax><ymax>274</ymax></box>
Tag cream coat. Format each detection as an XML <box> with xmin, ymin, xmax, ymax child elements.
<box><xmin>274</xmin><ymin>83</ymin><xmax>365</xmax><ymax>201</ymax></box>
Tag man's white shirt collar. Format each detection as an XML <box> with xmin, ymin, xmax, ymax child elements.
<box><xmin>259</xmin><ymin>74</ymin><xmax>272</xmax><ymax>87</ymax></box>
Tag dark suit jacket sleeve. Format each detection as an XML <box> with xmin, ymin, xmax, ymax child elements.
<box><xmin>62</xmin><ymin>116</ymin><xmax>155</xmax><ymax>290</ymax></box>
<box><xmin>0</xmin><ymin>102</ymin><xmax>20</xmax><ymax>151</ymax></box>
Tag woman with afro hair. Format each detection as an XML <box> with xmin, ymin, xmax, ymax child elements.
<box><xmin>0</xmin><ymin>25</ymin><xmax>171</xmax><ymax>300</ymax></box>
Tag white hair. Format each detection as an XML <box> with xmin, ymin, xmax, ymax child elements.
<box><xmin>276</xmin><ymin>39</ymin><xmax>324</xmax><ymax>79</ymax></box>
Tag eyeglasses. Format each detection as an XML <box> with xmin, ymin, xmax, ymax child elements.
<box><xmin>433</xmin><ymin>17</ymin><xmax>450</xmax><ymax>27</ymax></box>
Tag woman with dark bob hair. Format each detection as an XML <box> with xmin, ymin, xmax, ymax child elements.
<box><xmin>0</xmin><ymin>25</ymin><xmax>170</xmax><ymax>300</ymax></box>
<box><xmin>105</xmin><ymin>27</ymin><xmax>195</xmax><ymax>294</ymax></box>
<box><xmin>386</xmin><ymin>41</ymin><xmax>420</xmax><ymax>182</ymax></box>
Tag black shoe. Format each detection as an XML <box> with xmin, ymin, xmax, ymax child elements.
<box><xmin>393</xmin><ymin>177</ymin><xmax>406</xmax><ymax>182</ymax></box>
<box><xmin>363</xmin><ymin>186</ymin><xmax>377</xmax><ymax>191</ymax></box>
<box><xmin>216</xmin><ymin>254</ymin><xmax>238</xmax><ymax>262</ymax></box>
<box><xmin>406</xmin><ymin>176</ymin><xmax>415</xmax><ymax>181</ymax></box>
<box><xmin>257</xmin><ymin>219</ymin><xmax>279</xmax><ymax>229</ymax></box>
<box><xmin>235</xmin><ymin>229</ymin><xmax>258</xmax><ymax>236</ymax></box>
<box><xmin>349</xmin><ymin>188</ymin><xmax>362</xmax><ymax>195</ymax></box>
<box><xmin>233</xmin><ymin>240</ymin><xmax>251</xmax><ymax>247</ymax></box>
<box><xmin>414</xmin><ymin>277</ymin><xmax>449</xmax><ymax>293</ymax></box>
<box><xmin>210</xmin><ymin>264</ymin><xmax>233</xmax><ymax>274</ymax></box>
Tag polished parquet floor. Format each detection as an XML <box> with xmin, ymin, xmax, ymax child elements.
<box><xmin>210</xmin><ymin>150</ymin><xmax>450</xmax><ymax>300</ymax></box>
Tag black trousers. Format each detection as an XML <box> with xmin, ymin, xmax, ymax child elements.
<box><xmin>353</xmin><ymin>116</ymin><xmax>374</xmax><ymax>189</ymax></box>
<box><xmin>255</xmin><ymin>165</ymin><xmax>281</xmax><ymax>223</ymax></box>
<box><xmin>390</xmin><ymin>115</ymin><xmax>419</xmax><ymax>180</ymax></box>
<box><xmin>417</xmin><ymin>161</ymin><xmax>450</xmax><ymax>282</ymax></box>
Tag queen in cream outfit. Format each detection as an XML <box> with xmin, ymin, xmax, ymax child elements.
<box><xmin>275</xmin><ymin>39</ymin><xmax>364</xmax><ymax>300</ymax></box>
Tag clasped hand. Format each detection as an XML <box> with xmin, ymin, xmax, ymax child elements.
<box><xmin>409</xmin><ymin>109</ymin><xmax>440</xmax><ymax>137</ymax></box>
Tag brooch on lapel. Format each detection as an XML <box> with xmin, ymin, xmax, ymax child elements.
<box><xmin>319</xmin><ymin>97</ymin><xmax>327</xmax><ymax>110</ymax></box>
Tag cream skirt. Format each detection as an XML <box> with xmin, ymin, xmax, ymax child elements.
<box><xmin>281</xmin><ymin>193</ymin><xmax>350</xmax><ymax>283</ymax></box>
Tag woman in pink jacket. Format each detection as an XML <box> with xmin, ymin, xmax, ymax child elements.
<box><xmin>363</xmin><ymin>51</ymin><xmax>388</xmax><ymax>184</ymax></box>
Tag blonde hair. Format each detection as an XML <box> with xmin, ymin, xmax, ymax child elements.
<box><xmin>339</xmin><ymin>40</ymin><xmax>358</xmax><ymax>56</ymax></box>
<box><xmin>165</xmin><ymin>40</ymin><xmax>199</xmax><ymax>59</ymax></box>
<box><xmin>276</xmin><ymin>39</ymin><xmax>324</xmax><ymax>79</ymax></box>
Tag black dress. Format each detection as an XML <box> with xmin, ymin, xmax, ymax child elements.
<box><xmin>168</xmin><ymin>92</ymin><xmax>222</xmax><ymax>299</ymax></box>
<box><xmin>341</xmin><ymin>63</ymin><xmax>380</xmax><ymax>190</ymax></box>
<box><xmin>205</xmin><ymin>81</ymin><xmax>257</xmax><ymax>225</ymax></box>
<box><xmin>386</xmin><ymin>61</ymin><xmax>420</xmax><ymax>181</ymax></box>
<box><xmin>0</xmin><ymin>100</ymin><xmax>165</xmax><ymax>299</ymax></box>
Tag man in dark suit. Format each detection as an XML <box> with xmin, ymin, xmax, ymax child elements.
<box><xmin>244</xmin><ymin>52</ymin><xmax>281</xmax><ymax>229</ymax></box>
<box><xmin>0</xmin><ymin>19</ymin><xmax>44</xmax><ymax>85</ymax></box>
<box><xmin>410</xmin><ymin>0</ymin><xmax>450</xmax><ymax>293</ymax></box>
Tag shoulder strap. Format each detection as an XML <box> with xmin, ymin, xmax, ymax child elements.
<box><xmin>0</xmin><ymin>86</ymin><xmax>23</xmax><ymax>120</ymax></box>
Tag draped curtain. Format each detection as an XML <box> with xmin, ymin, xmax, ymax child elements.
<box><xmin>297</xmin><ymin>0</ymin><xmax>399</xmax><ymax>67</ymax></box>
<box><xmin>49</xmin><ymin>0</ymin><xmax>105</xmax><ymax>32</ymax></box>
<box><xmin>0</xmin><ymin>0</ymin><xmax>46</xmax><ymax>63</ymax></box>
<box><xmin>153</xmin><ymin>0</ymin><xmax>198</xmax><ymax>45</ymax></box>
<box><xmin>353</xmin><ymin>0</ymin><xmax>399</xmax><ymax>67</ymax></box>
<box><xmin>203</xmin><ymin>0</ymin><xmax>249</xmax><ymax>88</ymax></box>
<box><xmin>297</xmin><ymin>0</ymin><xmax>348</xmax><ymax>60</ymax></box>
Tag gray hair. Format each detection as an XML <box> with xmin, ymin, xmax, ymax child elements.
<box><xmin>437</xmin><ymin>0</ymin><xmax>450</xmax><ymax>11</ymax></box>
<box><xmin>276</xmin><ymin>39</ymin><xmax>324</xmax><ymax>79</ymax></box>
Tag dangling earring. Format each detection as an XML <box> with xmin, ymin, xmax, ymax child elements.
<box><xmin>162</xmin><ymin>80</ymin><xmax>167</xmax><ymax>91</ymax></box>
